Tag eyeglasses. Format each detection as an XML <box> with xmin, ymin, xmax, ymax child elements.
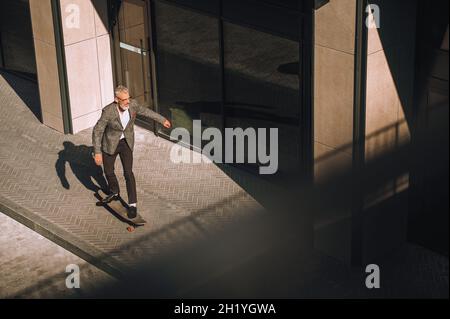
<box><xmin>116</xmin><ymin>96</ymin><xmax>131</xmax><ymax>102</ymax></box>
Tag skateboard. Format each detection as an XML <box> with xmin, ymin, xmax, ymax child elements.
<box><xmin>95</xmin><ymin>190</ymin><xmax>146</xmax><ymax>232</ymax></box>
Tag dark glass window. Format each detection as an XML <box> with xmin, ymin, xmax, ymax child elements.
<box><xmin>153</xmin><ymin>0</ymin><xmax>307</xmax><ymax>179</ymax></box>
<box><xmin>154</xmin><ymin>1</ymin><xmax>222</xmax><ymax>145</ymax></box>
<box><xmin>0</xmin><ymin>0</ymin><xmax>37</xmax><ymax>78</ymax></box>
<box><xmin>223</xmin><ymin>23</ymin><xmax>301</xmax><ymax>177</ymax></box>
<box><xmin>257</xmin><ymin>0</ymin><xmax>302</xmax><ymax>11</ymax></box>
<box><xmin>163</xmin><ymin>0</ymin><xmax>220</xmax><ymax>15</ymax></box>
<box><xmin>222</xmin><ymin>0</ymin><xmax>301</xmax><ymax>40</ymax></box>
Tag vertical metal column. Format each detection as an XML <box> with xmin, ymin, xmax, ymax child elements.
<box><xmin>351</xmin><ymin>0</ymin><xmax>369</xmax><ymax>266</ymax></box>
<box><xmin>51</xmin><ymin>0</ymin><xmax>73</xmax><ymax>134</ymax></box>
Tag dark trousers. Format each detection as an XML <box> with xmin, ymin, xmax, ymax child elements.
<box><xmin>102</xmin><ymin>138</ymin><xmax>137</xmax><ymax>204</ymax></box>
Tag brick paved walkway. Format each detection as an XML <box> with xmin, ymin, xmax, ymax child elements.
<box><xmin>0</xmin><ymin>72</ymin><xmax>263</xmax><ymax>277</ymax></box>
<box><xmin>1</xmin><ymin>72</ymin><xmax>448</xmax><ymax>298</ymax></box>
<box><xmin>0</xmin><ymin>212</ymin><xmax>116</xmax><ymax>298</ymax></box>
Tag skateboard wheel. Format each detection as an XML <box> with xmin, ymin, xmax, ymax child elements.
<box><xmin>127</xmin><ymin>226</ymin><xmax>135</xmax><ymax>232</ymax></box>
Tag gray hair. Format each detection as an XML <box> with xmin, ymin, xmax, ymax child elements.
<box><xmin>115</xmin><ymin>85</ymin><xmax>129</xmax><ymax>96</ymax></box>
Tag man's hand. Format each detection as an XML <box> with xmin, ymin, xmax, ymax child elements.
<box><xmin>163</xmin><ymin>119</ymin><xmax>171</xmax><ymax>129</ymax></box>
<box><xmin>94</xmin><ymin>153</ymin><xmax>103</xmax><ymax>166</ymax></box>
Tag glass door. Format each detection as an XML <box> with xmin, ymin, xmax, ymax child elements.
<box><xmin>112</xmin><ymin>0</ymin><xmax>155</xmax><ymax>127</ymax></box>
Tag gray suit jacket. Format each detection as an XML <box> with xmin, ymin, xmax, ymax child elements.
<box><xmin>92</xmin><ymin>99</ymin><xmax>167</xmax><ymax>155</ymax></box>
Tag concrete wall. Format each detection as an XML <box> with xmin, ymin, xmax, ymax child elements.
<box><xmin>313</xmin><ymin>0</ymin><xmax>417</xmax><ymax>265</ymax></box>
<box><xmin>30</xmin><ymin>0</ymin><xmax>65</xmax><ymax>132</ymax></box>
<box><xmin>313</xmin><ymin>0</ymin><xmax>356</xmax><ymax>264</ymax></box>
<box><xmin>365</xmin><ymin>0</ymin><xmax>415</xmax><ymax>162</ymax></box>
<box><xmin>29</xmin><ymin>0</ymin><xmax>114</xmax><ymax>134</ymax></box>
<box><xmin>362</xmin><ymin>0</ymin><xmax>417</xmax><ymax>263</ymax></box>
<box><xmin>60</xmin><ymin>0</ymin><xmax>114</xmax><ymax>133</ymax></box>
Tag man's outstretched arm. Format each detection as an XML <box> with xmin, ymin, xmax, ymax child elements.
<box><xmin>136</xmin><ymin>104</ymin><xmax>171</xmax><ymax>128</ymax></box>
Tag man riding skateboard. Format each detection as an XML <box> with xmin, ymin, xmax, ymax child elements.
<box><xmin>92</xmin><ymin>85</ymin><xmax>171</xmax><ymax>219</ymax></box>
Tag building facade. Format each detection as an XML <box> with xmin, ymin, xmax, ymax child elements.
<box><xmin>1</xmin><ymin>0</ymin><xmax>448</xmax><ymax>264</ymax></box>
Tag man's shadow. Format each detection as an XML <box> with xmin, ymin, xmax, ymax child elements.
<box><xmin>55</xmin><ymin>141</ymin><xmax>108</xmax><ymax>192</ymax></box>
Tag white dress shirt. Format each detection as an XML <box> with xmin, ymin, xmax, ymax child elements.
<box><xmin>118</xmin><ymin>107</ymin><xmax>130</xmax><ymax>140</ymax></box>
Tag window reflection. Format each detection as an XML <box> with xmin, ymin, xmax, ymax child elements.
<box><xmin>155</xmin><ymin>1</ymin><xmax>222</xmax><ymax>144</ymax></box>
<box><xmin>153</xmin><ymin>0</ymin><xmax>305</xmax><ymax>178</ymax></box>
<box><xmin>224</xmin><ymin>23</ymin><xmax>301</xmax><ymax>176</ymax></box>
<box><xmin>0</xmin><ymin>0</ymin><xmax>37</xmax><ymax>78</ymax></box>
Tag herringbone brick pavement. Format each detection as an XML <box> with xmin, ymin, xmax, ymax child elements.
<box><xmin>1</xmin><ymin>73</ymin><xmax>448</xmax><ymax>298</ymax></box>
<box><xmin>0</xmin><ymin>72</ymin><xmax>263</xmax><ymax>275</ymax></box>
<box><xmin>0</xmin><ymin>212</ymin><xmax>116</xmax><ymax>298</ymax></box>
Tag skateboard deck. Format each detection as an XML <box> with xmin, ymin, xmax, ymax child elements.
<box><xmin>96</xmin><ymin>190</ymin><xmax>146</xmax><ymax>232</ymax></box>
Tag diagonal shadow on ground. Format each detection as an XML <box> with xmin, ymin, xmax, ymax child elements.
<box><xmin>55</xmin><ymin>141</ymin><xmax>108</xmax><ymax>192</ymax></box>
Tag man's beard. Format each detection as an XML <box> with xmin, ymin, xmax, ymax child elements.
<box><xmin>119</xmin><ymin>105</ymin><xmax>129</xmax><ymax>111</ymax></box>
